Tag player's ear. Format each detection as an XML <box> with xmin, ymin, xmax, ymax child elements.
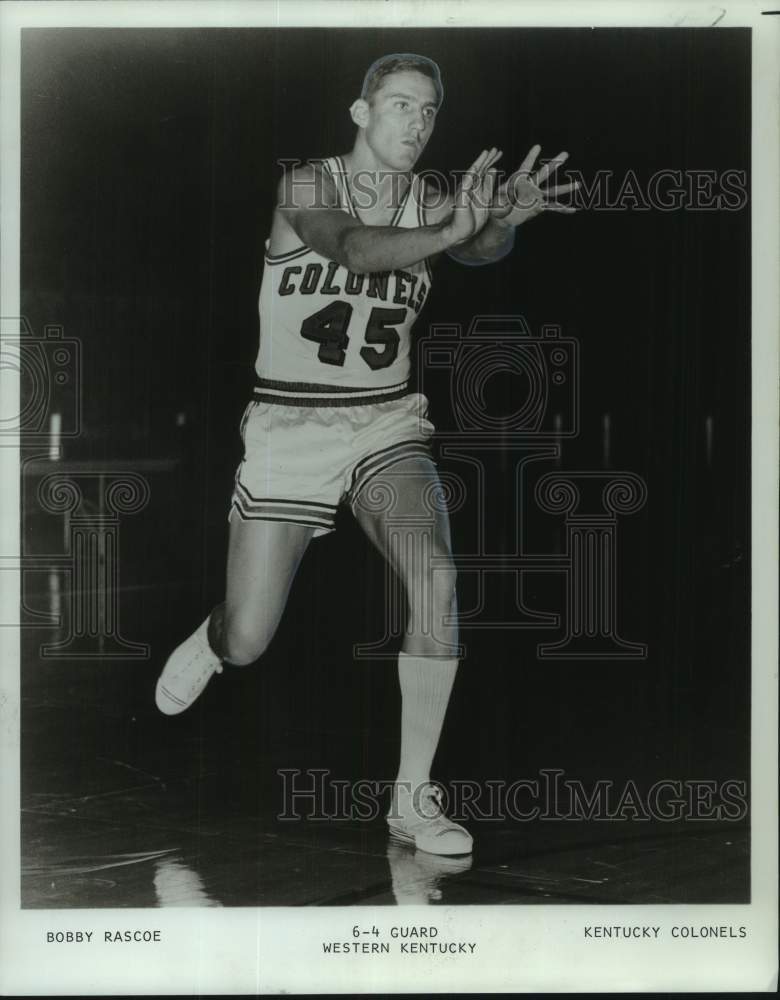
<box><xmin>350</xmin><ymin>99</ymin><xmax>370</xmax><ymax>128</ymax></box>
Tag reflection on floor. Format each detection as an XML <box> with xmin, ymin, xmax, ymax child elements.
<box><xmin>21</xmin><ymin>693</ymin><xmax>749</xmax><ymax>908</ymax></box>
<box><xmin>22</xmin><ymin>788</ymin><xmax>750</xmax><ymax>908</ymax></box>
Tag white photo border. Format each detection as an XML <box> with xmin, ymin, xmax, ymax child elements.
<box><xmin>0</xmin><ymin>0</ymin><xmax>777</xmax><ymax>994</ymax></box>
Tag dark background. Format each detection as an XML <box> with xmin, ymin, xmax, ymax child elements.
<box><xmin>20</xmin><ymin>28</ymin><xmax>750</xmax><ymax>810</ymax></box>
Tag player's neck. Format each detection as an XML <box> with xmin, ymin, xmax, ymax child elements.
<box><xmin>341</xmin><ymin>147</ymin><xmax>411</xmax><ymax>213</ymax></box>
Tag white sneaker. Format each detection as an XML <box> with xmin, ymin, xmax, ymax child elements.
<box><xmin>155</xmin><ymin>617</ymin><xmax>223</xmax><ymax>715</ymax></box>
<box><xmin>387</xmin><ymin>783</ymin><xmax>473</xmax><ymax>856</ymax></box>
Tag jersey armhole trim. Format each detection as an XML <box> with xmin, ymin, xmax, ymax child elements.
<box><xmin>333</xmin><ymin>156</ymin><xmax>359</xmax><ymax>219</ymax></box>
<box><xmin>389</xmin><ymin>177</ymin><xmax>414</xmax><ymax>227</ymax></box>
<box><xmin>265</xmin><ymin>245</ymin><xmax>311</xmax><ymax>264</ymax></box>
<box><xmin>416</xmin><ymin>182</ymin><xmax>434</xmax><ymax>283</ymax></box>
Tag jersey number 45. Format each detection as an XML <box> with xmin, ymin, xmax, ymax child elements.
<box><xmin>301</xmin><ymin>302</ymin><xmax>404</xmax><ymax>370</ymax></box>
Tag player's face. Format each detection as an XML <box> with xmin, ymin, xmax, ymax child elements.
<box><xmin>364</xmin><ymin>70</ymin><xmax>440</xmax><ymax>170</ymax></box>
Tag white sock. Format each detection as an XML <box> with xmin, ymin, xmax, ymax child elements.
<box><xmin>395</xmin><ymin>652</ymin><xmax>458</xmax><ymax>796</ymax></box>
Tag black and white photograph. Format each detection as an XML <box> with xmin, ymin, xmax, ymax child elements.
<box><xmin>0</xmin><ymin>0</ymin><xmax>777</xmax><ymax>993</ymax></box>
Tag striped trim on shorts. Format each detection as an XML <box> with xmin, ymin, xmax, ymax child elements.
<box><xmin>346</xmin><ymin>438</ymin><xmax>435</xmax><ymax>507</ymax></box>
<box><xmin>231</xmin><ymin>480</ymin><xmax>339</xmax><ymax>532</ymax></box>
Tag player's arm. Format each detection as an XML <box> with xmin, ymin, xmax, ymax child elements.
<box><xmin>277</xmin><ymin>163</ymin><xmax>448</xmax><ymax>273</ymax></box>
<box><xmin>445</xmin><ymin>212</ymin><xmax>517</xmax><ymax>266</ymax></box>
<box><xmin>276</xmin><ymin>159</ymin><xmax>494</xmax><ymax>275</ymax></box>
<box><xmin>423</xmin><ymin>149</ymin><xmax>515</xmax><ymax>266</ymax></box>
<box><xmin>424</xmin><ymin>194</ymin><xmax>515</xmax><ymax>266</ymax></box>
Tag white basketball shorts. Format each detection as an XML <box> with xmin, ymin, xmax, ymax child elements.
<box><xmin>230</xmin><ymin>391</ymin><xmax>436</xmax><ymax>537</ymax></box>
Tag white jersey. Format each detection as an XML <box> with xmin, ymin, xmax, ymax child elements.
<box><xmin>254</xmin><ymin>156</ymin><xmax>432</xmax><ymax>406</ymax></box>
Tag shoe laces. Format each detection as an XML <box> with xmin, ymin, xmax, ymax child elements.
<box><xmin>427</xmin><ymin>786</ymin><xmax>444</xmax><ymax>810</ymax></box>
<box><xmin>405</xmin><ymin>785</ymin><xmax>458</xmax><ymax>831</ymax></box>
<box><xmin>184</xmin><ymin>641</ymin><xmax>223</xmax><ymax>690</ymax></box>
<box><xmin>418</xmin><ymin>784</ymin><xmax>444</xmax><ymax>814</ymax></box>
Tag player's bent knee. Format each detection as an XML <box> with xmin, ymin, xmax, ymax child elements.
<box><xmin>222</xmin><ymin>618</ymin><xmax>273</xmax><ymax>667</ymax></box>
<box><xmin>222</xmin><ymin>638</ymin><xmax>268</xmax><ymax>667</ymax></box>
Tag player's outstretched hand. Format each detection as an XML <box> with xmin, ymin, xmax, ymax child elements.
<box><xmin>491</xmin><ymin>145</ymin><xmax>580</xmax><ymax>226</ymax></box>
<box><xmin>442</xmin><ymin>148</ymin><xmax>502</xmax><ymax>246</ymax></box>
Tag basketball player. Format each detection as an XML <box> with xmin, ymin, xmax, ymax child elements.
<box><xmin>156</xmin><ymin>54</ymin><xmax>577</xmax><ymax>856</ymax></box>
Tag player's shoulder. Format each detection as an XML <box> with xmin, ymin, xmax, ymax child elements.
<box><xmin>417</xmin><ymin>174</ymin><xmax>453</xmax><ymax>224</ymax></box>
<box><xmin>276</xmin><ymin>159</ymin><xmax>339</xmax><ymax>212</ymax></box>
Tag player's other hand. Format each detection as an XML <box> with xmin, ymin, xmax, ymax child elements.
<box><xmin>442</xmin><ymin>148</ymin><xmax>502</xmax><ymax>247</ymax></box>
<box><xmin>491</xmin><ymin>145</ymin><xmax>580</xmax><ymax>226</ymax></box>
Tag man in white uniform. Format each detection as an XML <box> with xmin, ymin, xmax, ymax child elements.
<box><xmin>156</xmin><ymin>54</ymin><xmax>577</xmax><ymax>855</ymax></box>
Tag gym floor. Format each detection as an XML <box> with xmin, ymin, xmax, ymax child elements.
<box><xmin>20</xmin><ymin>577</ymin><xmax>749</xmax><ymax>910</ymax></box>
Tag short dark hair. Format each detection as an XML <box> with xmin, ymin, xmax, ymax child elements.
<box><xmin>360</xmin><ymin>53</ymin><xmax>444</xmax><ymax>108</ymax></box>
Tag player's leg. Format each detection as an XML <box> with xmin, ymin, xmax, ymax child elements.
<box><xmin>155</xmin><ymin>515</ymin><xmax>314</xmax><ymax>715</ymax></box>
<box><xmin>353</xmin><ymin>454</ymin><xmax>459</xmax><ymax>786</ymax></box>
<box><xmin>157</xmin><ymin>394</ymin><xmax>337</xmax><ymax>715</ymax></box>
<box><xmin>353</xmin><ymin>454</ymin><xmax>459</xmax><ymax>657</ymax></box>
<box><xmin>352</xmin><ymin>454</ymin><xmax>471</xmax><ymax>854</ymax></box>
